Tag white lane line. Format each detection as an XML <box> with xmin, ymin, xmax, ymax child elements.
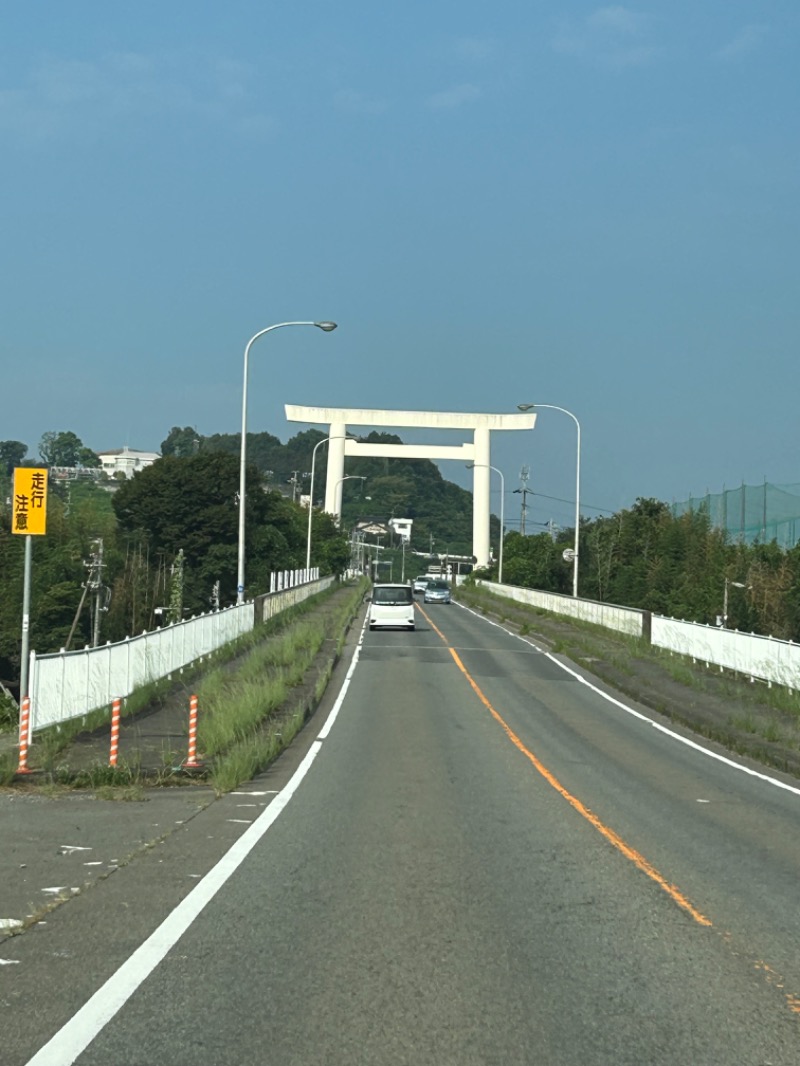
<box><xmin>316</xmin><ymin>613</ymin><xmax>367</xmax><ymax>741</ymax></box>
<box><xmin>455</xmin><ymin>601</ymin><xmax>800</xmax><ymax>800</ymax></box>
<box><xmin>25</xmin><ymin>614</ymin><xmax>368</xmax><ymax>1066</ymax></box>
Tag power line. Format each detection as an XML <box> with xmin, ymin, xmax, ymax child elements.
<box><xmin>504</xmin><ymin>489</ymin><xmax>616</xmax><ymax>516</ymax></box>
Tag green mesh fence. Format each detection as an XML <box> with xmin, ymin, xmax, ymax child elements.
<box><xmin>671</xmin><ymin>482</ymin><xmax>800</xmax><ymax>548</ymax></box>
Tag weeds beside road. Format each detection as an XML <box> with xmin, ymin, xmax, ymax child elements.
<box><xmin>0</xmin><ymin>579</ymin><xmax>367</xmax><ymax>793</ymax></box>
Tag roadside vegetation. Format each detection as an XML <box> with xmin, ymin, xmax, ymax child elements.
<box><xmin>487</xmin><ymin>499</ymin><xmax>800</xmax><ymax>642</ymax></box>
<box><xmin>0</xmin><ymin>580</ymin><xmax>366</xmax><ymax>792</ymax></box>
<box><xmin>200</xmin><ymin>582</ymin><xmax>363</xmax><ymax>793</ymax></box>
<box><xmin>0</xmin><ymin>430</ymin><xmax>354</xmax><ymax>709</ymax></box>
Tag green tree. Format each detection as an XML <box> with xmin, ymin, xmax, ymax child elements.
<box><xmin>112</xmin><ymin>451</ymin><xmax>347</xmax><ymax>608</ymax></box>
<box><xmin>0</xmin><ymin>440</ymin><xmax>28</xmax><ymax>475</ymax></box>
<box><xmin>502</xmin><ymin>531</ymin><xmax>569</xmax><ymax>591</ymax></box>
<box><xmin>113</xmin><ymin>452</ymin><xmax>245</xmax><ymax>609</ymax></box>
<box><xmin>39</xmin><ymin>431</ymin><xmax>100</xmax><ymax>468</ymax></box>
<box><xmin>160</xmin><ymin>426</ymin><xmax>200</xmax><ymax>458</ymax></box>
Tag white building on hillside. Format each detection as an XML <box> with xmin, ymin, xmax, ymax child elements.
<box><xmin>389</xmin><ymin>517</ymin><xmax>413</xmax><ymax>543</ymax></box>
<box><xmin>97</xmin><ymin>447</ymin><xmax>160</xmax><ymax>479</ymax></box>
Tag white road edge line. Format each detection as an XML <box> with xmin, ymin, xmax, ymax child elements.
<box><xmin>455</xmin><ymin>600</ymin><xmax>800</xmax><ymax>800</ymax></box>
<box><xmin>25</xmin><ymin>613</ymin><xmax>369</xmax><ymax>1066</ymax></box>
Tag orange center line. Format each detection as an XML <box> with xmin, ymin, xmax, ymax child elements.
<box><xmin>418</xmin><ymin>602</ymin><xmax>449</xmax><ymax>644</ymax></box>
<box><xmin>419</xmin><ymin>603</ymin><xmax>712</xmax><ymax>927</ymax></box>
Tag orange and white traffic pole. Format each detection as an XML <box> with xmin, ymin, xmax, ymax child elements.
<box><xmin>185</xmin><ymin>695</ymin><xmax>202</xmax><ymax>768</ymax></box>
<box><xmin>109</xmin><ymin>698</ymin><xmax>121</xmax><ymax>767</ymax></box>
<box><xmin>16</xmin><ymin>697</ymin><xmax>32</xmax><ymax>776</ymax></box>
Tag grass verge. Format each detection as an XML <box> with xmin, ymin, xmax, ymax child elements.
<box><xmin>20</xmin><ymin>580</ymin><xmax>362</xmax><ymax>778</ymax></box>
<box><xmin>13</xmin><ymin>578</ymin><xmax>367</xmax><ymax>793</ymax></box>
<box><xmin>204</xmin><ymin>581</ymin><xmax>365</xmax><ymax>793</ymax></box>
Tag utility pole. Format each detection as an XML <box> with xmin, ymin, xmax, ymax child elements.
<box><xmin>350</xmin><ymin>530</ymin><xmax>362</xmax><ymax>573</ymax></box>
<box><xmin>66</xmin><ymin>534</ymin><xmax>110</xmax><ymax>651</ymax></box>
<box><xmin>513</xmin><ymin>466</ymin><xmax>532</xmax><ymax>536</ymax></box>
<box><xmin>371</xmin><ymin>538</ymin><xmax>384</xmax><ymax>580</ymax></box>
<box><xmin>168</xmin><ymin>549</ymin><xmax>185</xmax><ymax>625</ymax></box>
<box><xmin>86</xmin><ymin>538</ymin><xmax>105</xmax><ymax>648</ymax></box>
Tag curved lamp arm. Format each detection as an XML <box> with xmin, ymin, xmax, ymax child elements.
<box><xmin>237</xmin><ymin>321</ymin><xmax>337</xmax><ymax>604</ymax></box>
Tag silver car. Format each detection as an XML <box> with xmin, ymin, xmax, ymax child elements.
<box><xmin>423</xmin><ymin>580</ymin><xmax>451</xmax><ymax>604</ymax></box>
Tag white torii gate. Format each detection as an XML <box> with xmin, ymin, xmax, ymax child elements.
<box><xmin>285</xmin><ymin>405</ymin><xmax>536</xmax><ymax>568</ymax></box>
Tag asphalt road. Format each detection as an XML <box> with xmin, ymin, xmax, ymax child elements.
<box><xmin>4</xmin><ymin>599</ymin><xmax>800</xmax><ymax>1065</ymax></box>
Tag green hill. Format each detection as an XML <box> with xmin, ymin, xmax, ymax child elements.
<box><xmin>161</xmin><ymin>426</ymin><xmax>493</xmax><ymax>557</ymax></box>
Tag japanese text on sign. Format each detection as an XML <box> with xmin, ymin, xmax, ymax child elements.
<box><xmin>12</xmin><ymin>468</ymin><xmax>48</xmax><ymax>535</ymax></box>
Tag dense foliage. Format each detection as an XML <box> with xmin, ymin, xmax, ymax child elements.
<box><xmin>39</xmin><ymin>431</ymin><xmax>101</xmax><ymax>469</ymax></box>
<box><xmin>162</xmin><ymin>426</ymin><xmax>481</xmax><ymax>554</ymax></box>
<box><xmin>337</xmin><ymin>432</ymin><xmax>479</xmax><ymax>557</ymax></box>
<box><xmin>0</xmin><ymin>434</ymin><xmax>350</xmax><ymax>697</ymax></box>
<box><xmin>497</xmin><ymin>498</ymin><xmax>800</xmax><ymax>641</ymax></box>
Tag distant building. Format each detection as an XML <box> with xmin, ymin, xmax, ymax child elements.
<box><xmin>354</xmin><ymin>519</ymin><xmax>390</xmax><ymax>538</ymax></box>
<box><xmin>96</xmin><ymin>447</ymin><xmax>160</xmax><ymax>479</ymax></box>
<box><xmin>389</xmin><ymin>517</ymin><xmax>413</xmax><ymax>543</ymax></box>
<box><xmin>49</xmin><ymin>466</ymin><xmax>103</xmax><ymax>481</ymax></box>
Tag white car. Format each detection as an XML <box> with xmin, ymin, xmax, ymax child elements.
<box><xmin>368</xmin><ymin>583</ymin><xmax>416</xmax><ymax>630</ymax></box>
<box><xmin>412</xmin><ymin>576</ymin><xmax>430</xmax><ymax>595</ymax></box>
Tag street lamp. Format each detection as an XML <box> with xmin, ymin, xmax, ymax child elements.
<box><xmin>306</xmin><ymin>433</ymin><xmax>357</xmax><ymax>570</ymax></box>
<box><xmin>333</xmin><ymin>475</ymin><xmax>367</xmax><ymax>528</ymax></box>
<box><xmin>467</xmin><ymin>462</ymin><xmax>505</xmax><ymax>584</ymax></box>
<box><xmin>722</xmin><ymin>578</ymin><xmax>750</xmax><ymax>629</ymax></box>
<box><xmin>237</xmin><ymin>320</ymin><xmax>337</xmax><ymax>604</ymax></box>
<box><xmin>517</xmin><ymin>403</ymin><xmax>581</xmax><ymax>598</ymax></box>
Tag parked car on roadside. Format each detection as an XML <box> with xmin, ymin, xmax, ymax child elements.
<box><xmin>423</xmin><ymin>580</ymin><xmax>451</xmax><ymax>604</ymax></box>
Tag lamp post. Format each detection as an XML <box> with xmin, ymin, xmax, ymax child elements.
<box><xmin>517</xmin><ymin>403</ymin><xmax>581</xmax><ymax>598</ymax></box>
<box><xmin>467</xmin><ymin>462</ymin><xmax>505</xmax><ymax>584</ymax></box>
<box><xmin>236</xmin><ymin>320</ymin><xmax>336</xmax><ymax>605</ymax></box>
<box><xmin>333</xmin><ymin>475</ymin><xmax>367</xmax><ymax>528</ymax></box>
<box><xmin>722</xmin><ymin>578</ymin><xmax>749</xmax><ymax>629</ymax></box>
<box><xmin>306</xmin><ymin>434</ymin><xmax>356</xmax><ymax>570</ymax></box>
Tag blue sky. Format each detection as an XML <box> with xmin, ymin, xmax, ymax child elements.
<box><xmin>1</xmin><ymin>1</ymin><xmax>797</xmax><ymax>534</ymax></box>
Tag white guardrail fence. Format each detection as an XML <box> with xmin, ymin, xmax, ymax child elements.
<box><xmin>28</xmin><ymin>570</ymin><xmax>335</xmax><ymax>733</ymax></box>
<box><xmin>479</xmin><ymin>580</ymin><xmax>800</xmax><ymax>692</ymax></box>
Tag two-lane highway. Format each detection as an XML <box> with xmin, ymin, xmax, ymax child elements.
<box><xmin>12</xmin><ymin>598</ymin><xmax>800</xmax><ymax>1064</ymax></box>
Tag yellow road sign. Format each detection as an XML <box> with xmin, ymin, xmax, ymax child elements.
<box><xmin>12</xmin><ymin>467</ymin><xmax>48</xmax><ymax>535</ymax></box>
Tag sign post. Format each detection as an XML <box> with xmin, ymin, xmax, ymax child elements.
<box><xmin>12</xmin><ymin>468</ymin><xmax>48</xmax><ymax>701</ymax></box>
